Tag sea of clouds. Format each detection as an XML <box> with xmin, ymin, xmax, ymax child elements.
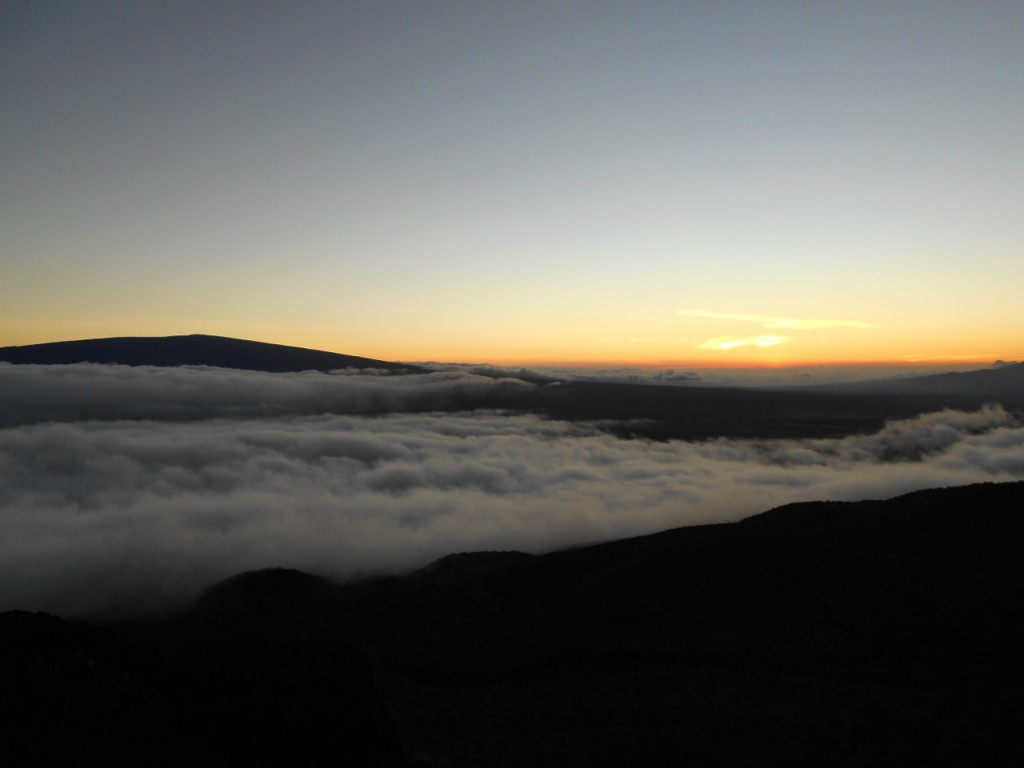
<box><xmin>2</xmin><ymin>363</ymin><xmax>1023</xmax><ymax>617</ymax></box>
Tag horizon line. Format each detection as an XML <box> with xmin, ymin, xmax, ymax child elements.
<box><xmin>1</xmin><ymin>333</ymin><xmax>1018</xmax><ymax>372</ymax></box>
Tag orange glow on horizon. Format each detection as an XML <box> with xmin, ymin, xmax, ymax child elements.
<box><xmin>369</xmin><ymin>348</ymin><xmax>1018</xmax><ymax>371</ymax></box>
<box><xmin>2</xmin><ymin>322</ymin><xmax>1019</xmax><ymax>374</ymax></box>
<box><xmin>257</xmin><ymin>325</ymin><xmax>1022</xmax><ymax>371</ymax></box>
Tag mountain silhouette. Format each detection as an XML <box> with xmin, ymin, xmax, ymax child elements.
<box><xmin>815</xmin><ymin>361</ymin><xmax>1024</xmax><ymax>401</ymax></box>
<box><xmin>4</xmin><ymin>481</ymin><xmax>1022</xmax><ymax>766</ymax></box>
<box><xmin>0</xmin><ymin>334</ymin><xmax>422</xmax><ymax>373</ymax></box>
<box><xmin>326</xmin><ymin>481</ymin><xmax>1024</xmax><ymax>767</ymax></box>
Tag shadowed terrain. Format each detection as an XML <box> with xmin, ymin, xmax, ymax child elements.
<box><xmin>2</xmin><ymin>572</ymin><xmax>405</xmax><ymax>767</ymax></box>
<box><xmin>4</xmin><ymin>482</ymin><xmax>1022</xmax><ymax>766</ymax></box>
<box><xmin>809</xmin><ymin>362</ymin><xmax>1024</xmax><ymax>400</ymax></box>
<box><xmin>0</xmin><ymin>334</ymin><xmax>423</xmax><ymax>373</ymax></box>
<box><xmin>327</xmin><ymin>481</ymin><xmax>1024</xmax><ymax>766</ymax></box>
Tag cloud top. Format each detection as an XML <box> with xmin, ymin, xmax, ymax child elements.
<box><xmin>0</xmin><ymin>363</ymin><xmax>532</xmax><ymax>427</ymax></box>
<box><xmin>1</xmin><ymin>362</ymin><xmax>1021</xmax><ymax>617</ymax></box>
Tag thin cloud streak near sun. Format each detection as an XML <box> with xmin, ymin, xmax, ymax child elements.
<box><xmin>680</xmin><ymin>310</ymin><xmax>882</xmax><ymax>331</ymax></box>
<box><xmin>682</xmin><ymin>309</ymin><xmax>885</xmax><ymax>359</ymax></box>
<box><xmin>695</xmin><ymin>336</ymin><xmax>790</xmax><ymax>351</ymax></box>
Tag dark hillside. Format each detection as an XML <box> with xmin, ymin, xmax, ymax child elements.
<box><xmin>0</xmin><ymin>334</ymin><xmax>422</xmax><ymax>373</ymax></box>
<box><xmin>325</xmin><ymin>481</ymin><xmax>1024</xmax><ymax>766</ymax></box>
<box><xmin>5</xmin><ymin>482</ymin><xmax>1015</xmax><ymax>766</ymax></box>
<box><xmin>519</xmin><ymin>379</ymin><xmax>952</xmax><ymax>439</ymax></box>
<box><xmin>810</xmin><ymin>362</ymin><xmax>1024</xmax><ymax>404</ymax></box>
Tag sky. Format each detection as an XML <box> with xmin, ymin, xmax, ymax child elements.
<box><xmin>2</xmin><ymin>1</ymin><xmax>1022</xmax><ymax>367</ymax></box>
<box><xmin>3</xmin><ymin>362</ymin><xmax>1023</xmax><ymax>616</ymax></box>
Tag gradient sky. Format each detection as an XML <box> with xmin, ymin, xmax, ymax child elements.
<box><xmin>2</xmin><ymin>1</ymin><xmax>1022</xmax><ymax>366</ymax></box>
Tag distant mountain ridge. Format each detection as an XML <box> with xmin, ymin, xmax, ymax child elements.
<box><xmin>807</xmin><ymin>360</ymin><xmax>1024</xmax><ymax>400</ymax></box>
<box><xmin>0</xmin><ymin>334</ymin><xmax>422</xmax><ymax>373</ymax></box>
<box><xmin>2</xmin><ymin>335</ymin><xmax>1020</xmax><ymax>440</ymax></box>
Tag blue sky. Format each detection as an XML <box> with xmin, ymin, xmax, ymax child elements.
<box><xmin>3</xmin><ymin>1</ymin><xmax>1022</xmax><ymax>365</ymax></box>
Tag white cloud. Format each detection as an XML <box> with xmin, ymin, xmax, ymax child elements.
<box><xmin>0</xmin><ymin>362</ymin><xmax>533</xmax><ymax>427</ymax></box>
<box><xmin>0</xmin><ymin>363</ymin><xmax>1021</xmax><ymax>618</ymax></box>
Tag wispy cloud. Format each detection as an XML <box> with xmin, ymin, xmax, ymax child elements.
<box><xmin>695</xmin><ymin>335</ymin><xmax>790</xmax><ymax>350</ymax></box>
<box><xmin>680</xmin><ymin>309</ymin><xmax>881</xmax><ymax>331</ymax></box>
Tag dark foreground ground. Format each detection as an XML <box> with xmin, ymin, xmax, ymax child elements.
<box><xmin>3</xmin><ymin>481</ymin><xmax>1023</xmax><ymax>766</ymax></box>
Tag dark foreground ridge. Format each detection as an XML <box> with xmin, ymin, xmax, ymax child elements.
<box><xmin>4</xmin><ymin>482</ymin><xmax>1023</xmax><ymax>766</ymax></box>
<box><xmin>0</xmin><ymin>333</ymin><xmax>423</xmax><ymax>373</ymax></box>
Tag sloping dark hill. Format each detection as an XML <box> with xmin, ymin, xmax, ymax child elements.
<box><xmin>811</xmin><ymin>361</ymin><xmax>1024</xmax><ymax>405</ymax></box>
<box><xmin>501</xmin><ymin>363</ymin><xmax>1024</xmax><ymax>440</ymax></box>
<box><xmin>36</xmin><ymin>480</ymin><xmax>1009</xmax><ymax>767</ymax></box>
<box><xmin>4</xmin><ymin>482</ymin><xmax>1023</xmax><ymax>764</ymax></box>
<box><xmin>519</xmin><ymin>378</ymin><xmax>946</xmax><ymax>439</ymax></box>
<box><xmin>325</xmin><ymin>481</ymin><xmax>1024</xmax><ymax>766</ymax></box>
<box><xmin>511</xmin><ymin>363</ymin><xmax>1024</xmax><ymax>441</ymax></box>
<box><xmin>0</xmin><ymin>334</ymin><xmax>422</xmax><ymax>373</ymax></box>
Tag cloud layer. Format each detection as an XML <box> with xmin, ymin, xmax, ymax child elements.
<box><xmin>0</xmin><ymin>363</ymin><xmax>532</xmax><ymax>427</ymax></box>
<box><xmin>2</xmin><ymin>364</ymin><xmax>1022</xmax><ymax>617</ymax></box>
